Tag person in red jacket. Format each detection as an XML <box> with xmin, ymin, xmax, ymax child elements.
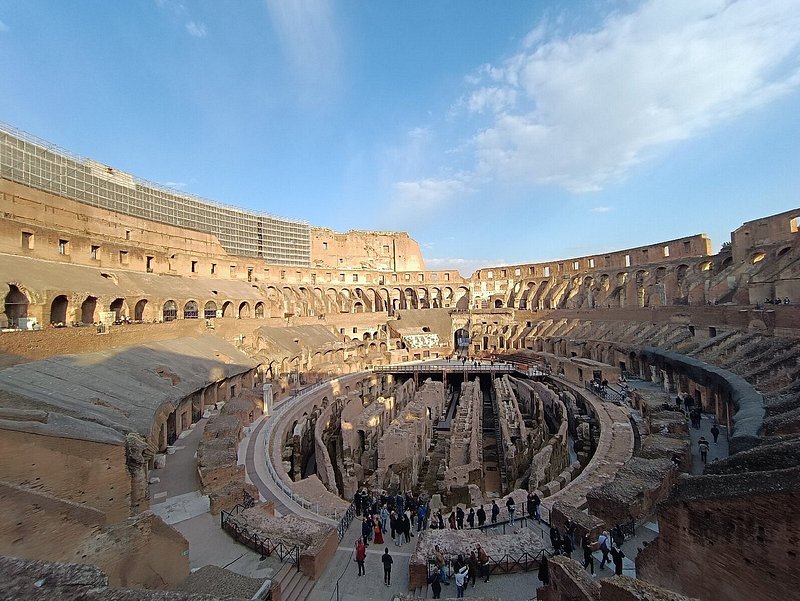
<box><xmin>355</xmin><ymin>538</ymin><xmax>366</xmax><ymax>576</ymax></box>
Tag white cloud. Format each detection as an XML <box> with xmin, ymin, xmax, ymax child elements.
<box><xmin>590</xmin><ymin>206</ymin><xmax>612</xmax><ymax>213</ymax></box>
<box><xmin>426</xmin><ymin>257</ymin><xmax>508</xmax><ymax>278</ymax></box>
<box><xmin>163</xmin><ymin>181</ymin><xmax>188</xmax><ymax>189</ymax></box>
<box><xmin>264</xmin><ymin>0</ymin><xmax>341</xmax><ymax>102</ymax></box>
<box><xmin>393</xmin><ymin>177</ymin><xmax>469</xmax><ymax>212</ymax></box>
<box><xmin>465</xmin><ymin>0</ymin><xmax>800</xmax><ymax>192</ymax></box>
<box><xmin>185</xmin><ymin>21</ymin><xmax>207</xmax><ymax>38</ymax></box>
<box><xmin>0</xmin><ymin>19</ymin><xmax>9</xmax><ymax>33</ymax></box>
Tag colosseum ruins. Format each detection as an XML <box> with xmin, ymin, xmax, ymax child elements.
<box><xmin>1</xmin><ymin>123</ymin><xmax>799</xmax><ymax>601</ymax></box>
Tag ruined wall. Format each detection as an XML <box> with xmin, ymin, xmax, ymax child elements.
<box><xmin>493</xmin><ymin>375</ymin><xmax>535</xmax><ymax>486</ymax></box>
<box><xmin>0</xmin><ymin>481</ymin><xmax>188</xmax><ymax>589</ymax></box>
<box><xmin>0</xmin><ymin>428</ymin><xmax>131</xmax><ymax>522</ymax></box>
<box><xmin>636</xmin><ymin>471</ymin><xmax>800</xmax><ymax>601</ymax></box>
<box><xmin>377</xmin><ymin>379</ymin><xmax>445</xmax><ymax>492</ymax></box>
<box><xmin>310</xmin><ymin>228</ymin><xmax>425</xmax><ymax>272</ymax></box>
<box><xmin>446</xmin><ymin>379</ymin><xmax>483</xmax><ymax>488</ymax></box>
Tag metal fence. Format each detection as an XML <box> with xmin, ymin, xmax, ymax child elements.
<box><xmin>220</xmin><ymin>504</ymin><xmax>300</xmax><ymax>569</ymax></box>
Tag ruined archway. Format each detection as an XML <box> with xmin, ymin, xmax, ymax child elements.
<box><xmin>163</xmin><ymin>300</ymin><xmax>178</xmax><ymax>322</ymax></box>
<box><xmin>4</xmin><ymin>284</ymin><xmax>29</xmax><ymax>328</ymax></box>
<box><xmin>239</xmin><ymin>301</ymin><xmax>251</xmax><ymax>318</ymax></box>
<box><xmin>204</xmin><ymin>301</ymin><xmax>217</xmax><ymax>319</ymax></box>
<box><xmin>110</xmin><ymin>298</ymin><xmax>127</xmax><ymax>320</ymax></box>
<box><xmin>134</xmin><ymin>299</ymin><xmax>149</xmax><ymax>321</ymax></box>
<box><xmin>50</xmin><ymin>295</ymin><xmax>68</xmax><ymax>324</ymax></box>
<box><xmin>183</xmin><ymin>300</ymin><xmax>199</xmax><ymax>319</ymax></box>
<box><xmin>81</xmin><ymin>296</ymin><xmax>97</xmax><ymax>324</ymax></box>
<box><xmin>222</xmin><ymin>301</ymin><xmax>234</xmax><ymax>318</ymax></box>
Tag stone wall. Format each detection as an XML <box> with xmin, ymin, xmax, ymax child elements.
<box><xmin>377</xmin><ymin>379</ymin><xmax>445</xmax><ymax>492</ymax></box>
<box><xmin>0</xmin><ymin>481</ymin><xmax>189</xmax><ymax>589</ymax></box>
<box><xmin>636</xmin><ymin>467</ymin><xmax>800</xmax><ymax>601</ymax></box>
<box><xmin>446</xmin><ymin>379</ymin><xmax>484</xmax><ymax>489</ymax></box>
<box><xmin>0</xmin><ymin>428</ymin><xmax>131</xmax><ymax>522</ymax></box>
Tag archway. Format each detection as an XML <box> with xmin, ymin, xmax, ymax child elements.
<box><xmin>204</xmin><ymin>301</ymin><xmax>217</xmax><ymax>319</ymax></box>
<box><xmin>222</xmin><ymin>301</ymin><xmax>234</xmax><ymax>318</ymax></box>
<box><xmin>183</xmin><ymin>300</ymin><xmax>199</xmax><ymax>319</ymax></box>
<box><xmin>163</xmin><ymin>300</ymin><xmax>178</xmax><ymax>322</ymax></box>
<box><xmin>254</xmin><ymin>301</ymin><xmax>265</xmax><ymax>319</ymax></box>
<box><xmin>238</xmin><ymin>301</ymin><xmax>251</xmax><ymax>318</ymax></box>
<box><xmin>4</xmin><ymin>285</ymin><xmax>29</xmax><ymax>328</ymax></box>
<box><xmin>81</xmin><ymin>296</ymin><xmax>97</xmax><ymax>324</ymax></box>
<box><xmin>454</xmin><ymin>328</ymin><xmax>469</xmax><ymax>353</ymax></box>
<box><xmin>110</xmin><ymin>298</ymin><xmax>126</xmax><ymax>320</ymax></box>
<box><xmin>50</xmin><ymin>295</ymin><xmax>68</xmax><ymax>324</ymax></box>
<box><xmin>134</xmin><ymin>299</ymin><xmax>148</xmax><ymax>321</ymax></box>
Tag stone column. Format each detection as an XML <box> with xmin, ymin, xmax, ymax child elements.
<box><xmin>262</xmin><ymin>381</ymin><xmax>273</xmax><ymax>417</ymax></box>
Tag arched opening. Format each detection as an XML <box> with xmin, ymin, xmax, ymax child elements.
<box><xmin>222</xmin><ymin>301</ymin><xmax>234</xmax><ymax>318</ymax></box>
<box><xmin>50</xmin><ymin>295</ymin><xmax>68</xmax><ymax>324</ymax></box>
<box><xmin>134</xmin><ymin>299</ymin><xmax>148</xmax><ymax>321</ymax></box>
<box><xmin>254</xmin><ymin>301</ymin><xmax>265</xmax><ymax>318</ymax></box>
<box><xmin>751</xmin><ymin>252</ymin><xmax>766</xmax><ymax>265</ymax></box>
<box><xmin>110</xmin><ymin>298</ymin><xmax>127</xmax><ymax>320</ymax></box>
<box><xmin>777</xmin><ymin>246</ymin><xmax>791</xmax><ymax>258</ymax></box>
<box><xmin>721</xmin><ymin>256</ymin><xmax>733</xmax><ymax>270</ymax></box>
<box><xmin>454</xmin><ymin>328</ymin><xmax>469</xmax><ymax>352</ymax></box>
<box><xmin>353</xmin><ymin>301</ymin><xmax>364</xmax><ymax>313</ymax></box>
<box><xmin>494</xmin><ymin>299</ymin><xmax>504</xmax><ymax>308</ymax></box>
<box><xmin>183</xmin><ymin>300</ymin><xmax>199</xmax><ymax>319</ymax></box>
<box><xmin>238</xmin><ymin>301</ymin><xmax>251</xmax><ymax>318</ymax></box>
<box><xmin>81</xmin><ymin>296</ymin><xmax>97</xmax><ymax>324</ymax></box>
<box><xmin>204</xmin><ymin>301</ymin><xmax>217</xmax><ymax>320</ymax></box>
<box><xmin>163</xmin><ymin>300</ymin><xmax>178</xmax><ymax>322</ymax></box>
<box><xmin>4</xmin><ymin>285</ymin><xmax>29</xmax><ymax>328</ymax></box>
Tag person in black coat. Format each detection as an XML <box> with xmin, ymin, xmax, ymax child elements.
<box><xmin>477</xmin><ymin>505</ymin><xmax>486</xmax><ymax>527</ymax></box>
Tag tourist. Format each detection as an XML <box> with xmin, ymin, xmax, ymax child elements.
<box><xmin>684</xmin><ymin>395</ymin><xmax>694</xmax><ymax>415</ymax></box>
<box><xmin>582</xmin><ymin>533</ymin><xmax>595</xmax><ymax>576</ymax></box>
<box><xmin>477</xmin><ymin>543</ymin><xmax>490</xmax><ymax>582</ymax></box>
<box><xmin>699</xmin><ymin>436</ymin><xmax>710</xmax><ymax>463</ymax></box>
<box><xmin>454</xmin><ymin>565</ymin><xmax>469</xmax><ymax>598</ymax></box>
<box><xmin>710</xmin><ymin>422</ymin><xmax>720</xmax><ymax>443</ymax></box>
<box><xmin>477</xmin><ymin>505</ymin><xmax>486</xmax><ymax>527</ymax></box>
<box><xmin>456</xmin><ymin>505</ymin><xmax>465</xmax><ymax>529</ymax></box>
<box><xmin>549</xmin><ymin>525</ymin><xmax>562</xmax><ymax>554</ymax></box>
<box><xmin>354</xmin><ymin>490</ymin><xmax>362</xmax><ymax>516</ymax></box>
<box><xmin>417</xmin><ymin>504</ymin><xmax>427</xmax><ymax>532</ymax></box>
<box><xmin>610</xmin><ymin>545</ymin><xmax>625</xmax><ymax>576</ymax></box>
<box><xmin>611</xmin><ymin>524</ymin><xmax>625</xmax><ymax>548</ymax></box>
<box><xmin>402</xmin><ymin>511</ymin><xmax>412</xmax><ymax>544</ymax></box>
<box><xmin>434</xmin><ymin>545</ymin><xmax>449</xmax><ymax>585</ymax></box>
<box><xmin>468</xmin><ymin>551</ymin><xmax>478</xmax><ymax>587</ymax></box>
<box><xmin>448</xmin><ymin>511</ymin><xmax>457</xmax><ymax>530</ymax></box>
<box><xmin>361</xmin><ymin>516</ymin><xmax>372</xmax><ymax>545</ymax></box>
<box><xmin>533</xmin><ymin>492</ymin><xmax>542</xmax><ymax>523</ymax></box>
<box><xmin>382</xmin><ymin>548</ymin><xmax>393</xmax><ymax>586</ymax></box>
<box><xmin>380</xmin><ymin>504</ymin><xmax>389</xmax><ymax>534</ymax></box>
<box><xmin>597</xmin><ymin>530</ymin><xmax>611</xmax><ymax>569</ymax></box>
<box><xmin>374</xmin><ymin>517</ymin><xmax>384</xmax><ymax>545</ymax></box>
<box><xmin>561</xmin><ymin>531</ymin><xmax>574</xmax><ymax>558</ymax></box>
<box><xmin>428</xmin><ymin>567</ymin><xmax>442</xmax><ymax>599</ymax></box>
<box><xmin>565</xmin><ymin>518</ymin><xmax>576</xmax><ymax>547</ymax></box>
<box><xmin>491</xmin><ymin>500</ymin><xmax>500</xmax><ymax>524</ymax></box>
<box><xmin>506</xmin><ymin>496</ymin><xmax>516</xmax><ymax>525</ymax></box>
<box><xmin>436</xmin><ymin>509</ymin><xmax>445</xmax><ymax>530</ymax></box>
<box><xmin>537</xmin><ymin>555</ymin><xmax>550</xmax><ymax>586</ymax></box>
<box><xmin>355</xmin><ymin>538</ymin><xmax>366</xmax><ymax>576</ymax></box>
<box><xmin>467</xmin><ymin>507</ymin><xmax>475</xmax><ymax>528</ymax></box>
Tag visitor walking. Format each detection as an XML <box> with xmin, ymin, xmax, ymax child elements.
<box><xmin>355</xmin><ymin>538</ymin><xmax>366</xmax><ymax>576</ymax></box>
<box><xmin>597</xmin><ymin>530</ymin><xmax>611</xmax><ymax>569</ymax></box>
<box><xmin>610</xmin><ymin>545</ymin><xmax>625</xmax><ymax>576</ymax></box>
<box><xmin>537</xmin><ymin>556</ymin><xmax>550</xmax><ymax>585</ymax></box>
<box><xmin>477</xmin><ymin>543</ymin><xmax>490</xmax><ymax>582</ymax></box>
<box><xmin>699</xmin><ymin>436</ymin><xmax>710</xmax><ymax>463</ymax></box>
<box><xmin>467</xmin><ymin>507</ymin><xmax>475</xmax><ymax>528</ymax></box>
<box><xmin>506</xmin><ymin>496</ymin><xmax>516</xmax><ymax>525</ymax></box>
<box><xmin>455</xmin><ymin>565</ymin><xmax>469</xmax><ymax>598</ymax></box>
<box><xmin>582</xmin><ymin>533</ymin><xmax>595</xmax><ymax>576</ymax></box>
<box><xmin>491</xmin><ymin>500</ymin><xmax>499</xmax><ymax>524</ymax></box>
<box><xmin>382</xmin><ymin>548</ymin><xmax>393</xmax><ymax>586</ymax></box>
<box><xmin>711</xmin><ymin>423</ymin><xmax>720</xmax><ymax>443</ymax></box>
<box><xmin>477</xmin><ymin>505</ymin><xmax>486</xmax><ymax>527</ymax></box>
<box><xmin>428</xmin><ymin>568</ymin><xmax>442</xmax><ymax>599</ymax></box>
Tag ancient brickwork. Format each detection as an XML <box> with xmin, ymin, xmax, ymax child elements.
<box><xmin>377</xmin><ymin>379</ymin><xmax>445</xmax><ymax>492</ymax></box>
<box><xmin>446</xmin><ymin>379</ymin><xmax>484</xmax><ymax>488</ymax></box>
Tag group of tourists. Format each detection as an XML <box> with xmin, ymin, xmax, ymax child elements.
<box><xmin>428</xmin><ymin>543</ymin><xmax>490</xmax><ymax>599</ymax></box>
<box><xmin>356</xmin><ymin>489</ymin><xmax>421</xmax><ymax>549</ymax></box>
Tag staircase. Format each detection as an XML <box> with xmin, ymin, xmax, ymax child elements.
<box><xmin>271</xmin><ymin>563</ymin><xmax>315</xmax><ymax>601</ymax></box>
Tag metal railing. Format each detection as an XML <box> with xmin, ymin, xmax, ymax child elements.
<box><xmin>221</xmin><ymin>504</ymin><xmax>301</xmax><ymax>569</ymax></box>
<box><xmin>261</xmin><ymin>377</ymin><xmax>353</xmax><ymax>523</ymax></box>
<box><xmin>336</xmin><ymin>502</ymin><xmax>357</xmax><ymax>542</ymax></box>
<box><xmin>584</xmin><ymin>381</ymin><xmax>625</xmax><ymax>403</ymax></box>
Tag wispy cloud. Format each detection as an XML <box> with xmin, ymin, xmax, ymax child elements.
<box><xmin>466</xmin><ymin>0</ymin><xmax>800</xmax><ymax>193</ymax></box>
<box><xmin>393</xmin><ymin>177</ymin><xmax>470</xmax><ymax>213</ymax></box>
<box><xmin>426</xmin><ymin>257</ymin><xmax>508</xmax><ymax>278</ymax></box>
<box><xmin>264</xmin><ymin>0</ymin><xmax>341</xmax><ymax>103</ymax></box>
<box><xmin>163</xmin><ymin>181</ymin><xmax>188</xmax><ymax>189</ymax></box>
<box><xmin>590</xmin><ymin>206</ymin><xmax>612</xmax><ymax>213</ymax></box>
<box><xmin>0</xmin><ymin>19</ymin><xmax>9</xmax><ymax>33</ymax></box>
<box><xmin>185</xmin><ymin>21</ymin><xmax>207</xmax><ymax>38</ymax></box>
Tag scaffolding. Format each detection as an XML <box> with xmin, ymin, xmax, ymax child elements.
<box><xmin>0</xmin><ymin>122</ymin><xmax>311</xmax><ymax>266</ymax></box>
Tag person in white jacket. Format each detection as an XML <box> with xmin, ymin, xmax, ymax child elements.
<box><xmin>455</xmin><ymin>565</ymin><xmax>469</xmax><ymax>598</ymax></box>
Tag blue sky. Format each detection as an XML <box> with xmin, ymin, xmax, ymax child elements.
<box><xmin>1</xmin><ymin>0</ymin><xmax>799</xmax><ymax>276</ymax></box>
